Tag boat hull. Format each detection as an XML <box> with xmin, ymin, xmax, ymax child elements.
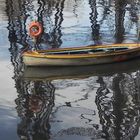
<box><xmin>23</xmin><ymin>43</ymin><xmax>140</xmax><ymax>66</ymax></box>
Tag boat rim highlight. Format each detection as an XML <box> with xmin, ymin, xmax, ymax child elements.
<box><xmin>23</xmin><ymin>43</ymin><xmax>140</xmax><ymax>58</ymax></box>
<box><xmin>22</xmin><ymin>43</ymin><xmax>140</xmax><ymax>66</ymax></box>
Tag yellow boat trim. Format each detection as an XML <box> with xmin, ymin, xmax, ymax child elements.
<box><xmin>23</xmin><ymin>48</ymin><xmax>140</xmax><ymax>59</ymax></box>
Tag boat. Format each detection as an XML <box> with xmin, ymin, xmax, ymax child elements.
<box><xmin>23</xmin><ymin>57</ymin><xmax>140</xmax><ymax>81</ymax></box>
<box><xmin>22</xmin><ymin>43</ymin><xmax>140</xmax><ymax>66</ymax></box>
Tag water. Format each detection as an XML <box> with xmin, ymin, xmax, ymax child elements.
<box><xmin>0</xmin><ymin>0</ymin><xmax>140</xmax><ymax>139</ymax></box>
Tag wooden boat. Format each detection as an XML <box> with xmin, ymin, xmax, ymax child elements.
<box><xmin>22</xmin><ymin>43</ymin><xmax>140</xmax><ymax>66</ymax></box>
<box><xmin>23</xmin><ymin>57</ymin><xmax>140</xmax><ymax>81</ymax></box>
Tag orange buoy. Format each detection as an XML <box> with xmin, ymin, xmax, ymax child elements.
<box><xmin>29</xmin><ymin>21</ymin><xmax>43</xmax><ymax>38</ymax></box>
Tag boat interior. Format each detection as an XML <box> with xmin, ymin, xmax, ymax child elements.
<box><xmin>40</xmin><ymin>47</ymin><xmax>129</xmax><ymax>55</ymax></box>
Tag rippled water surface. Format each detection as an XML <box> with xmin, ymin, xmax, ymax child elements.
<box><xmin>0</xmin><ymin>0</ymin><xmax>140</xmax><ymax>140</ymax></box>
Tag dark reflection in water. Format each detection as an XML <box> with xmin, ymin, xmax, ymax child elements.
<box><xmin>96</xmin><ymin>74</ymin><xmax>140</xmax><ymax>139</ymax></box>
<box><xmin>7</xmin><ymin>62</ymin><xmax>140</xmax><ymax>140</ymax></box>
<box><xmin>5</xmin><ymin>0</ymin><xmax>140</xmax><ymax>140</ymax></box>
<box><xmin>114</xmin><ymin>0</ymin><xmax>126</xmax><ymax>43</ymax></box>
<box><xmin>15</xmin><ymin>79</ymin><xmax>55</xmax><ymax>140</ymax></box>
<box><xmin>6</xmin><ymin>0</ymin><xmax>140</xmax><ymax>50</ymax></box>
<box><xmin>89</xmin><ymin>0</ymin><xmax>101</xmax><ymax>45</ymax></box>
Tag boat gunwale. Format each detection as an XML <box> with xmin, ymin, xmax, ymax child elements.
<box><xmin>23</xmin><ymin>43</ymin><xmax>140</xmax><ymax>59</ymax></box>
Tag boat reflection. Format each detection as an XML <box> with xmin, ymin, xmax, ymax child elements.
<box><xmin>20</xmin><ymin>58</ymin><xmax>140</xmax><ymax>139</ymax></box>
<box><xmin>24</xmin><ymin>58</ymin><xmax>140</xmax><ymax>80</ymax></box>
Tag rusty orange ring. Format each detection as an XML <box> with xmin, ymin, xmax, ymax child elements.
<box><xmin>29</xmin><ymin>21</ymin><xmax>43</xmax><ymax>37</ymax></box>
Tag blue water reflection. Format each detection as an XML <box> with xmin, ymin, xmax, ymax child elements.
<box><xmin>0</xmin><ymin>0</ymin><xmax>140</xmax><ymax>140</ymax></box>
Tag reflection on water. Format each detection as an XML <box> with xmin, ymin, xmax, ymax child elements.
<box><xmin>6</xmin><ymin>0</ymin><xmax>140</xmax><ymax>50</ymax></box>
<box><xmin>48</xmin><ymin>71</ymin><xmax>140</xmax><ymax>140</ymax></box>
<box><xmin>95</xmin><ymin>75</ymin><xmax>140</xmax><ymax>139</ymax></box>
<box><xmin>7</xmin><ymin>62</ymin><xmax>140</xmax><ymax>140</ymax></box>
<box><xmin>15</xmin><ymin>79</ymin><xmax>55</xmax><ymax>140</ymax></box>
<box><xmin>4</xmin><ymin>0</ymin><xmax>140</xmax><ymax>139</ymax></box>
